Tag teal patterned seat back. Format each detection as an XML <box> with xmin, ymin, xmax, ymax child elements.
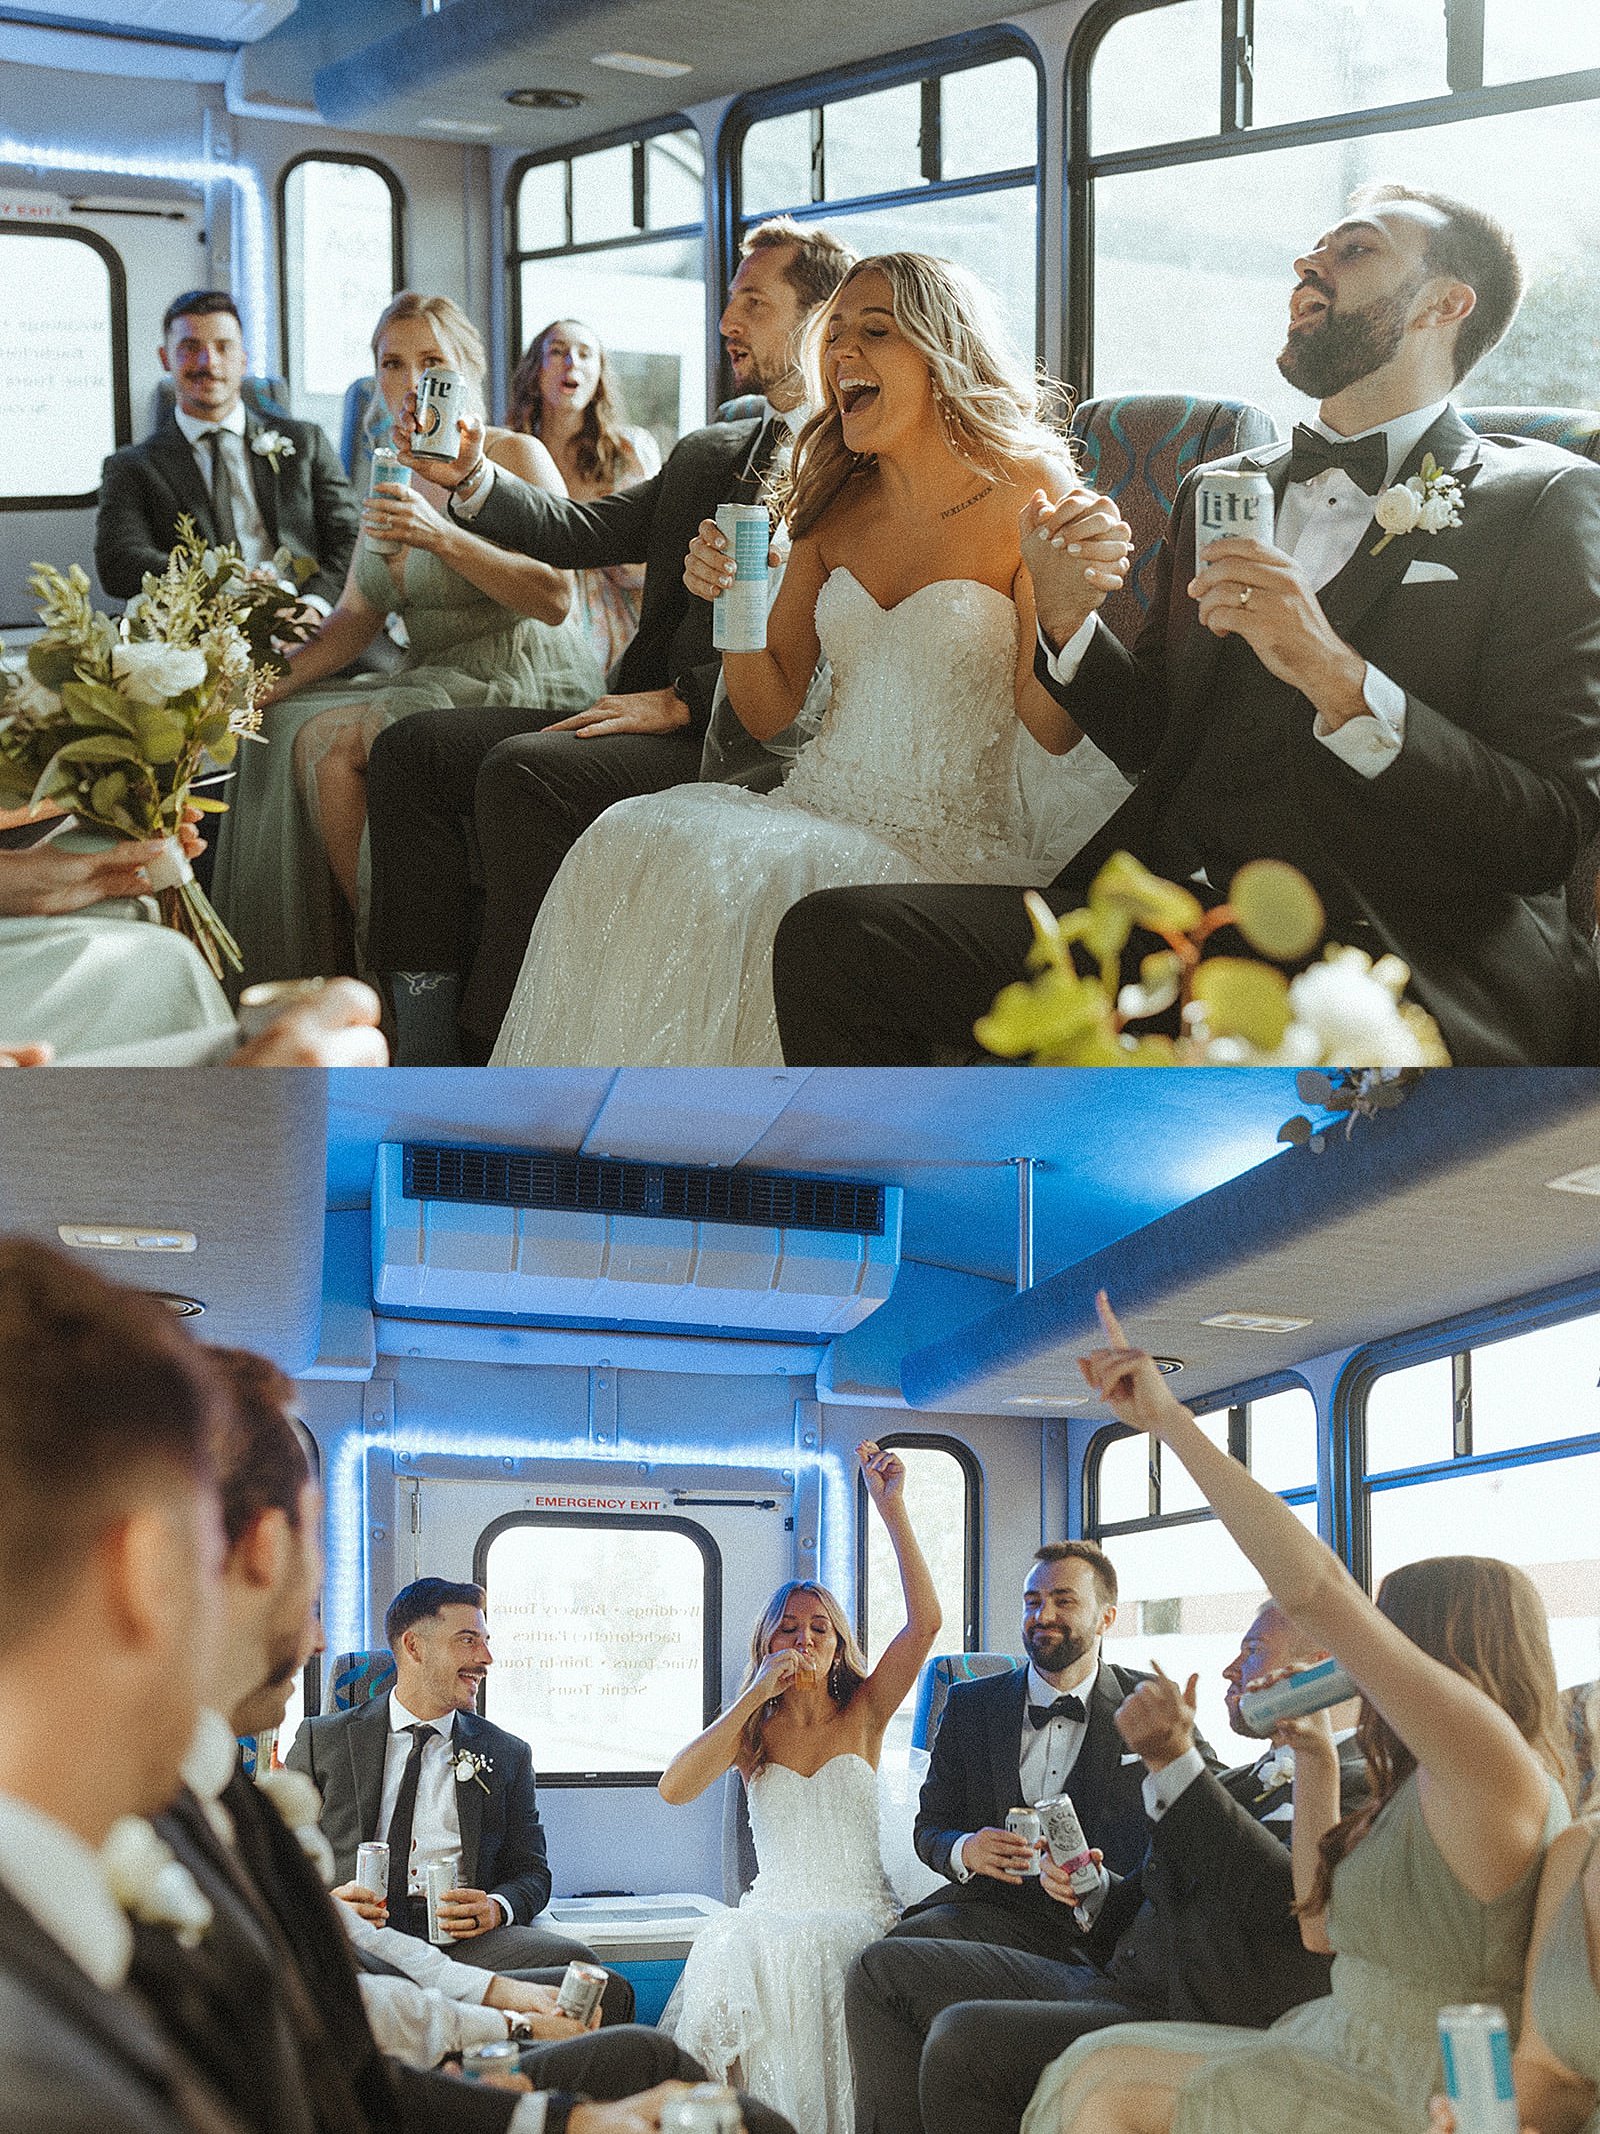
<box><xmin>332</xmin><ymin>1648</ymin><xmax>397</xmax><ymax>1711</ymax></box>
<box><xmin>1461</xmin><ymin>406</ymin><xmax>1600</xmax><ymax>463</ymax></box>
<box><xmin>1069</xmin><ymin>394</ymin><xmax>1282</xmax><ymax>647</ymax></box>
<box><xmin>911</xmin><ymin>1651</ymin><xmax>1020</xmax><ymax>1753</ymax></box>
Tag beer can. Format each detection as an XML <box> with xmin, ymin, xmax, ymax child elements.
<box><xmin>461</xmin><ymin>2040</ymin><xmax>523</xmax><ymax>2082</ymax></box>
<box><xmin>412</xmin><ymin>365</ymin><xmax>467</xmax><ymax>460</ymax></box>
<box><xmin>712</xmin><ymin>502</ymin><xmax>770</xmax><ymax>653</ymax></box>
<box><xmin>236</xmin><ymin>977</ymin><xmax>329</xmax><ymax>1040</ymax></box>
<box><xmin>1437</xmin><ymin>2005</ymin><xmax>1519</xmax><ymax>2134</ymax></box>
<box><xmin>1194</xmin><ymin>469</ymin><xmax>1275</xmax><ymax>560</ymax></box>
<box><xmin>424</xmin><ymin>1854</ymin><xmax>461</xmax><ymax>1944</ymax></box>
<box><xmin>1005</xmin><ymin>1806</ymin><xmax>1043</xmax><ymax>1875</ymax></box>
<box><xmin>1237</xmin><ymin>1658</ymin><xmax>1355</xmax><ymax>1734</ymax></box>
<box><xmin>366</xmin><ymin>445</ymin><xmax>413</xmax><ymax>555</ymax></box>
<box><xmin>555</xmin><ymin>1959</ymin><xmax>608</xmax><ymax>2025</ymax></box>
<box><xmin>660</xmin><ymin>2083</ymin><xmax>744</xmax><ymax>2134</ymax></box>
<box><xmin>1035</xmin><ymin>1792</ymin><xmax>1101</xmax><ymax>1901</ymax></box>
<box><xmin>354</xmin><ymin>1841</ymin><xmax>390</xmax><ymax>1899</ymax></box>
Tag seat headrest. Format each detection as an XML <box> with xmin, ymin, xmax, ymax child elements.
<box><xmin>331</xmin><ymin>1649</ymin><xmax>397</xmax><ymax>1710</ymax></box>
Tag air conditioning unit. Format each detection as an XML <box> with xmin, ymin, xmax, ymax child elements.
<box><xmin>371</xmin><ymin>1143</ymin><xmax>902</xmax><ymax>1337</ymax></box>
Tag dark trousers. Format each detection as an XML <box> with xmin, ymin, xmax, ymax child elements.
<box><xmin>393</xmin><ymin>1896</ymin><xmax>604</xmax><ymax>1984</ymax></box>
<box><xmin>513</xmin><ymin>2027</ymin><xmax>795</xmax><ymax>2134</ymax></box>
<box><xmin>364</xmin><ymin>705</ymin><xmax>701</xmax><ymax>1051</ymax></box>
<box><xmin>888</xmin><ymin>1895</ymin><xmax>1076</xmax><ymax>1962</ymax></box>
<box><xmin>847</xmin><ymin>1935</ymin><xmax>1150</xmax><ymax>2134</ymax></box>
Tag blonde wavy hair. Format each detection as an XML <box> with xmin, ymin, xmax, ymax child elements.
<box><xmin>780</xmin><ymin>252</ymin><xmax>1074</xmax><ymax>541</ymax></box>
<box><xmin>371</xmin><ymin>291</ymin><xmax>488</xmax><ymax>401</ymax></box>
<box><xmin>737</xmin><ymin>1580</ymin><xmax>870</xmax><ymax>1771</ymax></box>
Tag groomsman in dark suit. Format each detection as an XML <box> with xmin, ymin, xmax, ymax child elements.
<box><xmin>362</xmin><ymin>217</ymin><xmax>857</xmax><ymax>1063</ymax></box>
<box><xmin>846</xmin><ymin>1604</ymin><xmax>1368</xmax><ymax>2134</ymax></box>
<box><xmin>287</xmin><ymin>1577</ymin><xmax>594</xmax><ymax>1976</ymax></box>
<box><xmin>774</xmin><ymin>183</ymin><xmax>1600</xmax><ymax>1066</ymax></box>
<box><xmin>897</xmin><ymin>1543</ymin><xmax>1191</xmax><ymax>1958</ymax></box>
<box><xmin>0</xmin><ymin>1240</ymin><xmax>247</xmax><ymax>2134</ymax></box>
<box><xmin>95</xmin><ymin>289</ymin><xmax>358</xmax><ymax>609</ymax></box>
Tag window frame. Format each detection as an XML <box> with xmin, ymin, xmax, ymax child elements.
<box><xmin>0</xmin><ymin>221</ymin><xmax>130</xmax><ymax>512</ymax></box>
<box><xmin>1085</xmin><ymin>1369</ymin><xmax>1319</xmax><ymax>1540</ymax></box>
<box><xmin>504</xmin><ymin>115</ymin><xmax>706</xmax><ymax>387</ymax></box>
<box><xmin>275</xmin><ymin>150</ymin><xmax>406</xmax><ymax>395</ymax></box>
<box><xmin>471</xmin><ymin>1507</ymin><xmax>722</xmax><ymax>1787</ymax></box>
<box><xmin>1063</xmin><ymin>0</ymin><xmax>1600</xmax><ymax>390</ymax></box>
<box><xmin>853</xmin><ymin>1430</ymin><xmax>982</xmax><ymax>1656</ymax></box>
<box><xmin>718</xmin><ymin>26</ymin><xmax>1048</xmax><ymax>376</ymax></box>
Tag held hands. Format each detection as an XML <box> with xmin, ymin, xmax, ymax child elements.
<box><xmin>857</xmin><ymin>1439</ymin><xmax>906</xmax><ymax>1508</ymax></box>
<box><xmin>393</xmin><ymin>389</ymin><xmax>487</xmax><ymax>492</ymax></box>
<box><xmin>436</xmin><ymin>1885</ymin><xmax>501</xmax><ymax>1939</ymax></box>
<box><xmin>1077</xmin><ymin>1291</ymin><xmax>1192</xmax><ymax>1439</ymax></box>
<box><xmin>964</xmin><ymin>1825</ymin><xmax>1041</xmax><ymax>1885</ymax></box>
<box><xmin>1188</xmin><ymin>536</ymin><xmax>1368</xmax><ymax>725</ymax></box>
<box><xmin>1020</xmin><ymin>488</ymin><xmax>1135</xmax><ymax>650</ymax></box>
<box><xmin>683</xmin><ymin>518</ymin><xmax>781</xmax><ymax>603</ymax></box>
<box><xmin>364</xmin><ymin>479</ymin><xmax>453</xmax><ymax>555</ymax></box>
<box><xmin>332</xmin><ymin>1880</ymin><xmax>388</xmax><ymax>1926</ymax></box>
<box><xmin>546</xmin><ymin>687</ymin><xmax>691</xmax><ymax>738</ymax></box>
<box><xmin>1115</xmin><ymin>1661</ymin><xmax>1199</xmax><ymax>1771</ymax></box>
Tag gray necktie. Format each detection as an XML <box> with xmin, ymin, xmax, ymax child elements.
<box><xmin>200</xmin><ymin>429</ymin><xmax>240</xmax><ymax>549</ymax></box>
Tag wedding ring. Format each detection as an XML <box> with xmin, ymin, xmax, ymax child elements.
<box><xmin>1238</xmin><ymin>586</ymin><xmax>1252</xmax><ymax>607</ymax></box>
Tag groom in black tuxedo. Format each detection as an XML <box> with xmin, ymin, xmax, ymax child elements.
<box><xmin>95</xmin><ymin>289</ymin><xmax>358</xmax><ymax>609</ymax></box>
<box><xmin>774</xmin><ymin>183</ymin><xmax>1600</xmax><ymax>1067</ymax></box>
<box><xmin>896</xmin><ymin>1543</ymin><xmax>1197</xmax><ymax>1961</ymax></box>
<box><xmin>287</xmin><ymin>1577</ymin><xmax>597</xmax><ymax>1977</ymax></box>
<box><xmin>846</xmin><ymin>1603</ymin><xmax>1368</xmax><ymax>2134</ymax></box>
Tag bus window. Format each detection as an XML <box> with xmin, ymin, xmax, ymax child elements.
<box><xmin>1485</xmin><ymin>0</ymin><xmax>1600</xmax><ymax>84</ymax></box>
<box><xmin>0</xmin><ymin>225</ymin><xmax>126</xmax><ymax>508</ymax></box>
<box><xmin>858</xmin><ymin>1435</ymin><xmax>978</xmax><ymax>1676</ymax></box>
<box><xmin>1089</xmin><ymin>1385</ymin><xmax>1319</xmax><ymax>1754</ymax></box>
<box><xmin>509</xmin><ymin>125</ymin><xmax>706</xmax><ymax>458</ymax></box>
<box><xmin>477</xmin><ymin>1512</ymin><xmax>718</xmax><ymax>1783</ymax></box>
<box><xmin>279</xmin><ymin>154</ymin><xmax>404</xmax><ymax>442</ymax></box>
<box><xmin>729</xmin><ymin>38</ymin><xmax>1043</xmax><ymax>361</ymax></box>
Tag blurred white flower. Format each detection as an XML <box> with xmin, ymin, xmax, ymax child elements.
<box><xmin>1374</xmin><ymin>484</ymin><xmax>1423</xmax><ymax>536</ymax></box>
<box><xmin>102</xmin><ymin>1817</ymin><xmax>213</xmax><ymax>1946</ymax></box>
<box><xmin>257</xmin><ymin>1766</ymin><xmax>336</xmax><ymax>1884</ymax></box>
<box><xmin>1286</xmin><ymin>948</ymin><xmax>1434</xmax><ymax>1067</ymax></box>
<box><xmin>1420</xmin><ymin>492</ymin><xmax>1461</xmax><ymax>533</ymax></box>
<box><xmin>112</xmin><ymin>640</ymin><xmax>207</xmax><ymax>704</ymax></box>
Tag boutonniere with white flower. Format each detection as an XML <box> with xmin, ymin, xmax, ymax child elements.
<box><xmin>452</xmin><ymin>1749</ymin><xmax>493</xmax><ymax>1794</ymax></box>
<box><xmin>102</xmin><ymin>1817</ymin><xmax>214</xmax><ymax>1946</ymax></box>
<box><xmin>1370</xmin><ymin>453</ymin><xmax>1464</xmax><ymax>555</ymax></box>
<box><xmin>256</xmin><ymin>1766</ymin><xmax>337</xmax><ymax>1886</ymax></box>
<box><xmin>251</xmin><ymin>428</ymin><xmax>296</xmax><ymax>475</ymax></box>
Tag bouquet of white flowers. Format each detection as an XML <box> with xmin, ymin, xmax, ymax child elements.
<box><xmin>0</xmin><ymin>520</ymin><xmax>311</xmax><ymax>977</ymax></box>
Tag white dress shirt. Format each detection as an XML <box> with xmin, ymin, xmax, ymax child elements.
<box><xmin>173</xmin><ymin>401</ymin><xmax>274</xmax><ymax>568</ymax></box>
<box><xmin>1042</xmin><ymin>398</ymin><xmax>1452</xmax><ymax>781</ymax></box>
<box><xmin>951</xmin><ymin>1661</ymin><xmax>1100</xmax><ymax>1878</ymax></box>
<box><xmin>379</xmin><ymin>1696</ymin><xmax>512</xmax><ymax>1926</ymax></box>
<box><xmin>0</xmin><ymin>1790</ymin><xmax>132</xmax><ymax>1990</ymax></box>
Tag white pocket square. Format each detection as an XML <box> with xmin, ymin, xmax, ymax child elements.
<box><xmin>1401</xmin><ymin>559</ymin><xmax>1458</xmax><ymax>585</ymax></box>
<box><xmin>1119</xmin><ymin>1751</ymin><xmax>1144</xmax><ymax>1765</ymax></box>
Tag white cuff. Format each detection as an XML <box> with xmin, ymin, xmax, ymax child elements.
<box><xmin>1037</xmin><ymin>612</ymin><xmax>1098</xmax><ymax>688</ymax></box>
<box><xmin>509</xmin><ymin>2097</ymin><xmax>548</xmax><ymax>2134</ymax></box>
<box><xmin>297</xmin><ymin>591</ymin><xmax>331</xmax><ymax>618</ymax></box>
<box><xmin>450</xmin><ymin>458</ymin><xmax>497</xmax><ymax>522</ymax></box>
<box><xmin>1314</xmin><ymin>664</ymin><xmax>1406</xmax><ymax>778</ymax></box>
<box><xmin>1142</xmin><ymin>1745</ymin><xmax>1206</xmax><ymax>1820</ymax></box>
<box><xmin>950</xmin><ymin>1834</ymin><xmax>975</xmax><ymax>1882</ymax></box>
<box><xmin>490</xmin><ymin>1894</ymin><xmax>513</xmax><ymax>1928</ymax></box>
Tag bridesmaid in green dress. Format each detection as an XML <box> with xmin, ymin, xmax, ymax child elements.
<box><xmin>212</xmin><ymin>291</ymin><xmax>604</xmax><ymax>986</ymax></box>
<box><xmin>1501</xmin><ymin>1816</ymin><xmax>1600</xmax><ymax>2132</ymax></box>
<box><xmin>1021</xmin><ymin>1293</ymin><xmax>1572</xmax><ymax>2134</ymax></box>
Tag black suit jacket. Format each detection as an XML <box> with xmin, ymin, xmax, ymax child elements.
<box><xmin>95</xmin><ymin>411</ymin><xmax>360</xmax><ymax>606</ymax></box>
<box><xmin>0</xmin><ymin>1876</ymin><xmax>246</xmax><ymax>2134</ymax></box>
<box><xmin>912</xmin><ymin>1662</ymin><xmax>1184</xmax><ymax>1925</ymax></box>
<box><xmin>1092</xmin><ymin>1734</ymin><xmax>1369</xmax><ymax>2027</ymax></box>
<box><xmin>462</xmin><ymin>415</ymin><xmax>771</xmax><ymax>734</ymax></box>
<box><xmin>1038</xmin><ymin>409</ymin><xmax>1600</xmax><ymax>1065</ymax></box>
<box><xmin>287</xmin><ymin>1698</ymin><xmax>552</xmax><ymax>1924</ymax></box>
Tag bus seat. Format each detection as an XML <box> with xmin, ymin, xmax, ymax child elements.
<box><xmin>1069</xmin><ymin>394</ymin><xmax>1282</xmax><ymax>648</ymax></box>
<box><xmin>342</xmin><ymin>373</ymin><xmax>386</xmax><ymax>488</ymax></box>
<box><xmin>148</xmin><ymin>373</ymin><xmax>291</xmax><ymax>437</ymax></box>
<box><xmin>716</xmin><ymin>394</ymin><xmax>767</xmax><ymax>424</ymax></box>
<box><xmin>330</xmin><ymin>1648</ymin><xmax>397</xmax><ymax>1711</ymax></box>
<box><xmin>722</xmin><ymin>1764</ymin><xmax>758</xmax><ymax>1902</ymax></box>
<box><xmin>911</xmin><ymin>1652</ymin><xmax>1019</xmax><ymax>1754</ymax></box>
<box><xmin>1460</xmin><ymin>405</ymin><xmax>1600</xmax><ymax>462</ymax></box>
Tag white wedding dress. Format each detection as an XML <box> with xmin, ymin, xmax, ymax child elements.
<box><xmin>490</xmin><ymin>568</ymin><xmax>1128</xmax><ymax>1065</ymax></box>
<box><xmin>669</xmin><ymin>1753</ymin><xmax>900</xmax><ymax>2134</ymax></box>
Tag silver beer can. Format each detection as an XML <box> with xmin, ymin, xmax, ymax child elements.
<box><xmin>355</xmin><ymin>1841</ymin><xmax>390</xmax><ymax>1899</ymax></box>
<box><xmin>1035</xmin><ymin>1791</ymin><xmax>1101</xmax><ymax>1901</ymax></box>
<box><xmin>367</xmin><ymin>445</ymin><xmax>413</xmax><ymax>555</ymax></box>
<box><xmin>424</xmin><ymin>1853</ymin><xmax>461</xmax><ymax>1944</ymax></box>
<box><xmin>412</xmin><ymin>365</ymin><xmax>467</xmax><ymax>460</ymax></box>
<box><xmin>660</xmin><ymin>2084</ymin><xmax>744</xmax><ymax>2134</ymax></box>
<box><xmin>1005</xmin><ymin>1806</ymin><xmax>1043</xmax><ymax>1875</ymax></box>
<box><xmin>554</xmin><ymin>1959</ymin><xmax>609</xmax><ymax>2025</ymax></box>
<box><xmin>461</xmin><ymin>2040</ymin><xmax>524</xmax><ymax>2082</ymax></box>
<box><xmin>1236</xmin><ymin>1658</ymin><xmax>1355</xmax><ymax>1734</ymax></box>
<box><xmin>1438</xmin><ymin>2005</ymin><xmax>1519</xmax><ymax>2134</ymax></box>
<box><xmin>1194</xmin><ymin>469</ymin><xmax>1275</xmax><ymax>560</ymax></box>
<box><xmin>712</xmin><ymin>502</ymin><xmax>770</xmax><ymax>653</ymax></box>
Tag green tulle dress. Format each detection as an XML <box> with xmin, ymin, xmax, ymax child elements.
<box><xmin>211</xmin><ymin>529</ymin><xmax>603</xmax><ymax>988</ymax></box>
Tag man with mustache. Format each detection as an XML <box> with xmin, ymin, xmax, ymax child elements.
<box><xmin>774</xmin><ymin>183</ymin><xmax>1600</xmax><ymax>1066</ymax></box>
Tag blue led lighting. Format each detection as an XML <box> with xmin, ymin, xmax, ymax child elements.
<box><xmin>0</xmin><ymin>135</ymin><xmax>270</xmax><ymax>364</ymax></box>
<box><xmin>322</xmin><ymin>1423</ymin><xmax>852</xmax><ymax>1659</ymax></box>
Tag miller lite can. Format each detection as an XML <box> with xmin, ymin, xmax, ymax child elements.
<box><xmin>1437</xmin><ymin>2005</ymin><xmax>1519</xmax><ymax>2134</ymax></box>
<box><xmin>555</xmin><ymin>1959</ymin><xmax>608</xmax><ymax>2025</ymax></box>
<box><xmin>354</xmin><ymin>1841</ymin><xmax>390</xmax><ymax>1900</ymax></box>
<box><xmin>412</xmin><ymin>364</ymin><xmax>467</xmax><ymax>460</ymax></box>
<box><xmin>367</xmin><ymin>445</ymin><xmax>413</xmax><ymax>554</ymax></box>
<box><xmin>1194</xmin><ymin>469</ymin><xmax>1275</xmax><ymax>561</ymax></box>
<box><xmin>712</xmin><ymin>502</ymin><xmax>770</xmax><ymax>652</ymax></box>
<box><xmin>660</xmin><ymin>2084</ymin><xmax>744</xmax><ymax>2134</ymax></box>
<box><xmin>1005</xmin><ymin>1806</ymin><xmax>1043</xmax><ymax>1874</ymax></box>
<box><xmin>1237</xmin><ymin>1658</ymin><xmax>1356</xmax><ymax>1734</ymax></box>
<box><xmin>424</xmin><ymin>1853</ymin><xmax>461</xmax><ymax>1944</ymax></box>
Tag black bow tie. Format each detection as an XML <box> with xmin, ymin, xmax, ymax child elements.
<box><xmin>1285</xmin><ymin>424</ymin><xmax>1389</xmax><ymax>496</ymax></box>
<box><xmin>1027</xmin><ymin>1693</ymin><xmax>1086</xmax><ymax>1730</ymax></box>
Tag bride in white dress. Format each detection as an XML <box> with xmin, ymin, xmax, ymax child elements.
<box><xmin>490</xmin><ymin>251</ymin><xmax>1132</xmax><ymax>1065</ymax></box>
<box><xmin>657</xmin><ymin>1442</ymin><xmax>942</xmax><ymax>2134</ymax></box>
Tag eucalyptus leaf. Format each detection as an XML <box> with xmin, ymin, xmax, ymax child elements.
<box><xmin>1229</xmin><ymin>860</ymin><xmax>1325</xmax><ymax>963</ymax></box>
<box><xmin>1191</xmin><ymin>958</ymin><xmax>1292</xmax><ymax>1049</ymax></box>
